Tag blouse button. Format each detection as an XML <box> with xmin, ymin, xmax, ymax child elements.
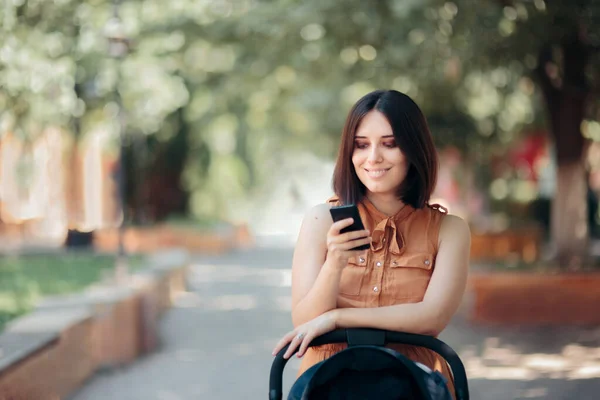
<box><xmin>424</xmin><ymin>259</ymin><xmax>431</xmax><ymax>266</ymax></box>
<box><xmin>376</xmin><ymin>261</ymin><xmax>382</xmax><ymax>267</ymax></box>
<box><xmin>359</xmin><ymin>257</ymin><xmax>365</xmax><ymax>264</ymax></box>
<box><xmin>392</xmin><ymin>261</ymin><xmax>398</xmax><ymax>266</ymax></box>
<box><xmin>382</xmin><ymin>237</ymin><xmax>386</xmax><ymax>243</ymax></box>
<box><xmin>373</xmin><ymin>286</ymin><xmax>379</xmax><ymax>292</ymax></box>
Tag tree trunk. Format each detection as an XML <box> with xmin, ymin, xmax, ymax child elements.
<box><xmin>536</xmin><ymin>32</ymin><xmax>591</xmax><ymax>267</ymax></box>
<box><xmin>551</xmin><ymin>160</ymin><xmax>588</xmax><ymax>266</ymax></box>
<box><xmin>550</xmin><ymin>89</ymin><xmax>589</xmax><ymax>266</ymax></box>
<box><xmin>64</xmin><ymin>81</ymin><xmax>86</xmax><ymax>248</ymax></box>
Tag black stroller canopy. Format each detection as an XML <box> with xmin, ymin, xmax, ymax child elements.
<box><xmin>269</xmin><ymin>328</ymin><xmax>469</xmax><ymax>400</ymax></box>
<box><xmin>297</xmin><ymin>345</ymin><xmax>451</xmax><ymax>400</ymax></box>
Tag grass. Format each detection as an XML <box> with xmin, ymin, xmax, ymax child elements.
<box><xmin>0</xmin><ymin>252</ymin><xmax>143</xmax><ymax>332</ymax></box>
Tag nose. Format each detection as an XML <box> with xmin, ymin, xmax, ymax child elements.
<box><xmin>367</xmin><ymin>146</ymin><xmax>383</xmax><ymax>164</ymax></box>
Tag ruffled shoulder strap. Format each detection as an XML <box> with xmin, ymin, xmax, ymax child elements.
<box><xmin>326</xmin><ymin>195</ymin><xmax>341</xmax><ymax>206</ymax></box>
<box><xmin>427</xmin><ymin>203</ymin><xmax>449</xmax><ymax>215</ymax></box>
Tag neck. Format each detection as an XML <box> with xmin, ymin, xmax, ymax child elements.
<box><xmin>364</xmin><ymin>192</ymin><xmax>406</xmax><ymax>217</ymax></box>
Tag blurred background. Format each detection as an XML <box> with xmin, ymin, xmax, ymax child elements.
<box><xmin>1</xmin><ymin>0</ymin><xmax>599</xmax><ymax>248</ymax></box>
<box><xmin>1</xmin><ymin>0</ymin><xmax>600</xmax><ymax>399</ymax></box>
<box><xmin>1</xmin><ymin>0</ymin><xmax>600</xmax><ymax>252</ymax></box>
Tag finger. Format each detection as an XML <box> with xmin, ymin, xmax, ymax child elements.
<box><xmin>282</xmin><ymin>332</ymin><xmax>303</xmax><ymax>359</ymax></box>
<box><xmin>271</xmin><ymin>339</ymin><xmax>287</xmax><ymax>356</ymax></box>
<box><xmin>272</xmin><ymin>331</ymin><xmax>297</xmax><ymax>356</ymax></box>
<box><xmin>297</xmin><ymin>332</ymin><xmax>316</xmax><ymax>358</ymax></box>
<box><xmin>340</xmin><ymin>236</ymin><xmax>372</xmax><ymax>250</ymax></box>
<box><xmin>338</xmin><ymin>229</ymin><xmax>370</xmax><ymax>242</ymax></box>
<box><xmin>328</xmin><ymin>229</ymin><xmax>369</xmax><ymax>248</ymax></box>
<box><xmin>329</xmin><ymin>218</ymin><xmax>354</xmax><ymax>234</ymax></box>
<box><xmin>283</xmin><ymin>335</ymin><xmax>303</xmax><ymax>359</ymax></box>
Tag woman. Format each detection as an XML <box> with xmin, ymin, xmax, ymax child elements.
<box><xmin>272</xmin><ymin>89</ymin><xmax>470</xmax><ymax>395</ymax></box>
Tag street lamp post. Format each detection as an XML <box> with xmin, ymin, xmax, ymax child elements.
<box><xmin>105</xmin><ymin>0</ymin><xmax>130</xmax><ymax>285</ymax></box>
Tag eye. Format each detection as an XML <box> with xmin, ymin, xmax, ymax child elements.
<box><xmin>383</xmin><ymin>141</ymin><xmax>397</xmax><ymax>148</ymax></box>
<box><xmin>354</xmin><ymin>141</ymin><xmax>368</xmax><ymax>149</ymax></box>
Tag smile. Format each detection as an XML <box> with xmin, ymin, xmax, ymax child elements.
<box><xmin>365</xmin><ymin>168</ymin><xmax>391</xmax><ymax>178</ymax></box>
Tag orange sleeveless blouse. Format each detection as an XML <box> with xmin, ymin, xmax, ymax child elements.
<box><xmin>297</xmin><ymin>196</ymin><xmax>455</xmax><ymax>397</ymax></box>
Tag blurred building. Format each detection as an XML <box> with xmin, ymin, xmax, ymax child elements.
<box><xmin>0</xmin><ymin>128</ymin><xmax>121</xmax><ymax>251</ymax></box>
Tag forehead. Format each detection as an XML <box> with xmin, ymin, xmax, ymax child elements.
<box><xmin>354</xmin><ymin>110</ymin><xmax>393</xmax><ymax>138</ymax></box>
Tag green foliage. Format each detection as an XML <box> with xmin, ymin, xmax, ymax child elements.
<box><xmin>0</xmin><ymin>252</ymin><xmax>143</xmax><ymax>331</ymax></box>
<box><xmin>2</xmin><ymin>0</ymin><xmax>599</xmax><ymax>222</ymax></box>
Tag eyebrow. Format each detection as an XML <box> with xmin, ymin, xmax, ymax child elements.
<box><xmin>354</xmin><ymin>135</ymin><xmax>395</xmax><ymax>139</ymax></box>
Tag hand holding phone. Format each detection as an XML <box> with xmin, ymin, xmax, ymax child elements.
<box><xmin>327</xmin><ymin>204</ymin><xmax>371</xmax><ymax>268</ymax></box>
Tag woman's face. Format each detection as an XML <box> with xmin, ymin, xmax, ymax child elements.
<box><xmin>352</xmin><ymin>110</ymin><xmax>409</xmax><ymax>197</ymax></box>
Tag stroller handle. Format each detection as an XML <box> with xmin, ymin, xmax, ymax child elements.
<box><xmin>269</xmin><ymin>328</ymin><xmax>469</xmax><ymax>400</ymax></box>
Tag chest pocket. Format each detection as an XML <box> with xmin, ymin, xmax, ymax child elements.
<box><xmin>338</xmin><ymin>254</ymin><xmax>369</xmax><ymax>296</ymax></box>
<box><xmin>385</xmin><ymin>252</ymin><xmax>434</xmax><ymax>302</ymax></box>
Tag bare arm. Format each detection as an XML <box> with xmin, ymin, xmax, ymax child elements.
<box><xmin>291</xmin><ymin>205</ymin><xmax>339</xmax><ymax>327</ymax></box>
<box><xmin>332</xmin><ymin>214</ymin><xmax>470</xmax><ymax>336</ymax></box>
<box><xmin>291</xmin><ymin>204</ymin><xmax>370</xmax><ymax>327</ymax></box>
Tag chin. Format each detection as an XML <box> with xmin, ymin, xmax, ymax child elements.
<box><xmin>367</xmin><ymin>187</ymin><xmax>396</xmax><ymax>196</ymax></box>
<box><xmin>359</xmin><ymin>177</ymin><xmax>403</xmax><ymax>196</ymax></box>
<box><xmin>361</xmin><ymin>181</ymin><xmax>396</xmax><ymax>195</ymax></box>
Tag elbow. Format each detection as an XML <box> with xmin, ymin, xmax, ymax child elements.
<box><xmin>419</xmin><ymin>306</ymin><xmax>449</xmax><ymax>337</ymax></box>
<box><xmin>423</xmin><ymin>312</ymin><xmax>445</xmax><ymax>336</ymax></box>
<box><xmin>414</xmin><ymin>320</ymin><xmax>442</xmax><ymax>337</ymax></box>
<box><xmin>422</xmin><ymin>325</ymin><xmax>443</xmax><ymax>337</ymax></box>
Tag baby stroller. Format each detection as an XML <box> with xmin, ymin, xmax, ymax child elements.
<box><xmin>269</xmin><ymin>328</ymin><xmax>469</xmax><ymax>400</ymax></box>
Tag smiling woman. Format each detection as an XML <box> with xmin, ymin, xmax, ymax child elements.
<box><xmin>333</xmin><ymin>90</ymin><xmax>438</xmax><ymax>211</ymax></box>
<box><xmin>353</xmin><ymin>112</ymin><xmax>407</xmax><ymax>188</ymax></box>
<box><xmin>272</xmin><ymin>89</ymin><xmax>471</xmax><ymax>399</ymax></box>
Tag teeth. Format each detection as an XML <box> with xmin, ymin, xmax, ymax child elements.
<box><xmin>366</xmin><ymin>169</ymin><xmax>388</xmax><ymax>178</ymax></box>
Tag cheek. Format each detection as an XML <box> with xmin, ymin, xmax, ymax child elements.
<box><xmin>393</xmin><ymin>151</ymin><xmax>408</xmax><ymax>167</ymax></box>
<box><xmin>399</xmin><ymin>156</ymin><xmax>408</xmax><ymax>169</ymax></box>
<box><xmin>351</xmin><ymin>151</ymin><xmax>363</xmax><ymax>168</ymax></box>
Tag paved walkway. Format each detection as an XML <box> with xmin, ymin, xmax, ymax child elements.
<box><xmin>70</xmin><ymin>247</ymin><xmax>600</xmax><ymax>400</ymax></box>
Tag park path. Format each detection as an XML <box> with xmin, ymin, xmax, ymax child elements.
<box><xmin>71</xmin><ymin>246</ymin><xmax>600</xmax><ymax>399</ymax></box>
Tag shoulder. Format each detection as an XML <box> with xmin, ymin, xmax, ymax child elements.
<box><xmin>295</xmin><ymin>203</ymin><xmax>334</xmax><ymax>250</ymax></box>
<box><xmin>300</xmin><ymin>203</ymin><xmax>334</xmax><ymax>234</ymax></box>
<box><xmin>301</xmin><ymin>195</ymin><xmax>339</xmax><ymax>227</ymax></box>
<box><xmin>305</xmin><ymin>203</ymin><xmax>334</xmax><ymax>221</ymax></box>
<box><xmin>439</xmin><ymin>214</ymin><xmax>471</xmax><ymax>246</ymax></box>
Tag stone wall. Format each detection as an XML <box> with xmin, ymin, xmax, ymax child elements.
<box><xmin>0</xmin><ymin>250</ymin><xmax>190</xmax><ymax>400</ymax></box>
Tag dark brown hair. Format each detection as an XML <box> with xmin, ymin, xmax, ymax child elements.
<box><xmin>332</xmin><ymin>89</ymin><xmax>438</xmax><ymax>209</ymax></box>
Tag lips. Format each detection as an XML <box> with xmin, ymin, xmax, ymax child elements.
<box><xmin>365</xmin><ymin>168</ymin><xmax>391</xmax><ymax>179</ymax></box>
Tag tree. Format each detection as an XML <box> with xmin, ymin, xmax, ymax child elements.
<box><xmin>0</xmin><ymin>0</ymin><xmax>190</xmax><ymax>226</ymax></box>
<box><xmin>2</xmin><ymin>0</ymin><xmax>598</xmax><ymax>266</ymax></box>
<box><xmin>205</xmin><ymin>0</ymin><xmax>600</xmax><ymax>264</ymax></box>
<box><xmin>443</xmin><ymin>0</ymin><xmax>600</xmax><ymax>264</ymax></box>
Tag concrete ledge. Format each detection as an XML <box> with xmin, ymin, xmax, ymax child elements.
<box><xmin>0</xmin><ymin>331</ymin><xmax>58</xmax><ymax>374</ymax></box>
<box><xmin>466</xmin><ymin>271</ymin><xmax>600</xmax><ymax>326</ymax></box>
<box><xmin>0</xmin><ymin>249</ymin><xmax>190</xmax><ymax>399</ymax></box>
<box><xmin>0</xmin><ymin>310</ymin><xmax>95</xmax><ymax>399</ymax></box>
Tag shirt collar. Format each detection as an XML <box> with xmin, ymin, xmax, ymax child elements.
<box><xmin>361</xmin><ymin>197</ymin><xmax>414</xmax><ymax>255</ymax></box>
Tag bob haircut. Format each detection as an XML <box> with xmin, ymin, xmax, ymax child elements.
<box><xmin>332</xmin><ymin>89</ymin><xmax>438</xmax><ymax>209</ymax></box>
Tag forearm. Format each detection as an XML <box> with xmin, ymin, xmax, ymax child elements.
<box><xmin>292</xmin><ymin>260</ymin><xmax>343</xmax><ymax>327</ymax></box>
<box><xmin>333</xmin><ymin>302</ymin><xmax>443</xmax><ymax>336</ymax></box>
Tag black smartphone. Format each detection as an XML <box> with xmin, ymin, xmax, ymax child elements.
<box><xmin>329</xmin><ymin>204</ymin><xmax>370</xmax><ymax>251</ymax></box>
